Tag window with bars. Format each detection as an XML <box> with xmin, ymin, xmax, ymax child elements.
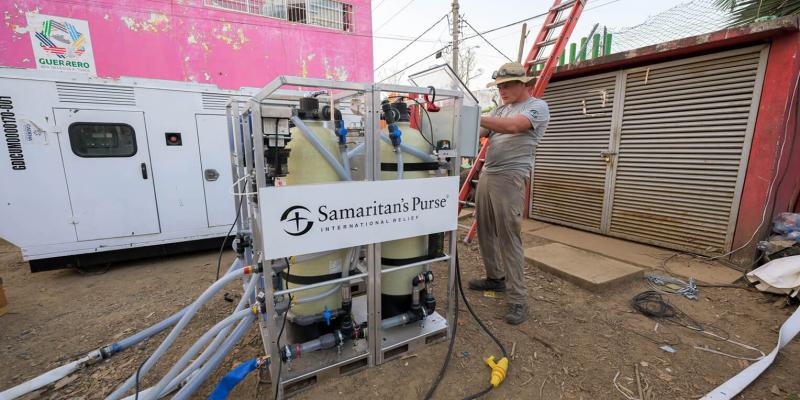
<box><xmin>205</xmin><ymin>0</ymin><xmax>355</xmax><ymax>32</ymax></box>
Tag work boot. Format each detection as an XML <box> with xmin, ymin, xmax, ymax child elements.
<box><xmin>467</xmin><ymin>277</ymin><xmax>506</xmax><ymax>292</ymax></box>
<box><xmin>505</xmin><ymin>303</ymin><xmax>528</xmax><ymax>325</ymax></box>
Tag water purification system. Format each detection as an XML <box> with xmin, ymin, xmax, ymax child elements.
<box><xmin>227</xmin><ymin>77</ymin><xmax>470</xmax><ymax>398</ymax></box>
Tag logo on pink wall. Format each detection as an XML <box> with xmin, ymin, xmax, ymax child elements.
<box><xmin>27</xmin><ymin>13</ymin><xmax>96</xmax><ymax>76</ymax></box>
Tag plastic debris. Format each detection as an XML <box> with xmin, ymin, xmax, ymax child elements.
<box><xmin>660</xmin><ymin>345</ymin><xmax>677</xmax><ymax>353</ymax></box>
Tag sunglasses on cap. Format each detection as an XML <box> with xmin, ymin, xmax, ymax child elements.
<box><xmin>491</xmin><ymin>69</ymin><xmax>525</xmax><ymax>79</ymax></box>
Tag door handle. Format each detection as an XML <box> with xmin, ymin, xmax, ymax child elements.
<box><xmin>141</xmin><ymin>163</ymin><xmax>148</xmax><ymax>179</ymax></box>
<box><xmin>204</xmin><ymin>169</ymin><xmax>220</xmax><ymax>181</ymax></box>
<box><xmin>600</xmin><ymin>151</ymin><xmax>617</xmax><ymax>164</ymax></box>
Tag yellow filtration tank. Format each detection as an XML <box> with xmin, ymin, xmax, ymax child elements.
<box><xmin>379</xmin><ymin>100</ymin><xmax>436</xmax><ymax>318</ymax></box>
<box><xmin>284</xmin><ymin>97</ymin><xmax>350</xmax><ymax>341</ymax></box>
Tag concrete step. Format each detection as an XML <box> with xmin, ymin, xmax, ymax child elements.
<box><xmin>525</xmin><ymin>243</ymin><xmax>643</xmax><ymax>291</ymax></box>
<box><xmin>526</xmin><ymin>223</ymin><xmax>743</xmax><ymax>285</ymax></box>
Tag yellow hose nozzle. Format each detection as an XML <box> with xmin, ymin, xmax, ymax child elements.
<box><xmin>485</xmin><ymin>356</ymin><xmax>508</xmax><ymax>387</ymax></box>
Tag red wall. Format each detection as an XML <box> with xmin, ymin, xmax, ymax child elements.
<box><xmin>731</xmin><ymin>32</ymin><xmax>800</xmax><ymax>265</ymax></box>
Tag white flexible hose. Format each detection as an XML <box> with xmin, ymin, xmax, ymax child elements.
<box><xmin>143</xmin><ymin>274</ymin><xmax>259</xmax><ymax>400</ymax></box>
<box><xmin>0</xmin><ymin>351</ymin><xmax>101</xmax><ymax>400</ymax></box>
<box><xmin>106</xmin><ymin>269</ymin><xmax>246</xmax><ymax>400</ymax></box>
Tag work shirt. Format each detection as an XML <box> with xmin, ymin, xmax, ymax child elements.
<box><xmin>483</xmin><ymin>96</ymin><xmax>549</xmax><ymax>176</ymax></box>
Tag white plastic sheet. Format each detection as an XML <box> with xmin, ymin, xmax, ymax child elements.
<box><xmin>701</xmin><ymin>304</ymin><xmax>800</xmax><ymax>399</ymax></box>
<box><xmin>747</xmin><ymin>255</ymin><xmax>800</xmax><ymax>297</ymax></box>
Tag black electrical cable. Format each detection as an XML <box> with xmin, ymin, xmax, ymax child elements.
<box><xmin>273</xmin><ymin>257</ymin><xmax>292</xmax><ymax>400</ymax></box>
<box><xmin>422</xmin><ymin>260</ymin><xmax>457</xmax><ymax>400</ymax></box>
<box><xmin>375</xmin><ymin>13</ymin><xmax>449</xmax><ymax>71</ymax></box>
<box><xmin>134</xmin><ymin>359</ymin><xmax>145</xmax><ymax>400</ymax></box>
<box><xmin>463</xmin><ymin>19</ymin><xmax>513</xmax><ymax>62</ymax></box>
<box><xmin>215</xmin><ymin>195</ymin><xmax>245</xmax><ymax>281</ymax></box>
<box><xmin>406</xmin><ymin>97</ymin><xmax>436</xmax><ymax>148</ymax></box>
<box><xmin>424</xmin><ymin>249</ymin><xmax>509</xmax><ymax>400</ymax></box>
<box><xmin>631</xmin><ymin>291</ymin><xmax>730</xmax><ymax>341</ymax></box>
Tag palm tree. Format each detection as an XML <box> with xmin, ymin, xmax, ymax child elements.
<box><xmin>714</xmin><ymin>0</ymin><xmax>800</xmax><ymax>26</ymax></box>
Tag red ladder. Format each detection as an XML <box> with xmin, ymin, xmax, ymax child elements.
<box><xmin>458</xmin><ymin>0</ymin><xmax>585</xmax><ymax>243</ymax></box>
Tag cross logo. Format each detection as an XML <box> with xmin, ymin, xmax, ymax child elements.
<box><xmin>280</xmin><ymin>205</ymin><xmax>314</xmax><ymax>236</ymax></box>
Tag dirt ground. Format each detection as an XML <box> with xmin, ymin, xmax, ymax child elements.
<box><xmin>1</xmin><ymin>234</ymin><xmax>799</xmax><ymax>400</ymax></box>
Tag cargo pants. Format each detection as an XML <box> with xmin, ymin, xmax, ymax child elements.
<box><xmin>475</xmin><ymin>171</ymin><xmax>528</xmax><ymax>305</ymax></box>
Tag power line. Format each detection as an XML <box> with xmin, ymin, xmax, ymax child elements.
<box><xmin>374</xmin><ymin>14</ymin><xmax>449</xmax><ymax>71</ymax></box>
<box><xmin>378</xmin><ymin>0</ymin><xmax>626</xmax><ymax>84</ymax></box>
<box><xmin>374</xmin><ymin>0</ymin><xmax>417</xmax><ymax>32</ymax></box>
<box><xmin>372</xmin><ymin>0</ymin><xmax>388</xmax><ymax>10</ymax></box>
<box><xmin>463</xmin><ymin>19</ymin><xmax>512</xmax><ymax>62</ymax></box>
<box><xmin>378</xmin><ymin>44</ymin><xmax>450</xmax><ymax>83</ymax></box>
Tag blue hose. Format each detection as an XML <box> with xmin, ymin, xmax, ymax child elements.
<box><xmin>207</xmin><ymin>358</ymin><xmax>267</xmax><ymax>400</ymax></box>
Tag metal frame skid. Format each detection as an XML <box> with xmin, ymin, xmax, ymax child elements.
<box><xmin>225</xmin><ymin>76</ymin><xmax>465</xmax><ymax>398</ymax></box>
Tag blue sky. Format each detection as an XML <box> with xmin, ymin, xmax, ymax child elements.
<box><xmin>371</xmin><ymin>0</ymin><xmax>693</xmax><ymax>88</ymax></box>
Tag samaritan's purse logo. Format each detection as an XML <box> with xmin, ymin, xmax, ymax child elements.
<box><xmin>27</xmin><ymin>13</ymin><xmax>97</xmax><ymax>75</ymax></box>
<box><xmin>280</xmin><ymin>206</ymin><xmax>314</xmax><ymax>236</ymax></box>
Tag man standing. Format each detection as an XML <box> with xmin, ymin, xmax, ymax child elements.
<box><xmin>468</xmin><ymin>62</ymin><xmax>549</xmax><ymax>325</ymax></box>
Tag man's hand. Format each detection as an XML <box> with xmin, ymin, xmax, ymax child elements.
<box><xmin>479</xmin><ymin>115</ymin><xmax>532</xmax><ymax>135</ymax></box>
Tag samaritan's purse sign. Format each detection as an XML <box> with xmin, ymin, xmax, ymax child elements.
<box><xmin>260</xmin><ymin>176</ymin><xmax>459</xmax><ymax>259</ymax></box>
<box><xmin>27</xmin><ymin>13</ymin><xmax>97</xmax><ymax>76</ymax></box>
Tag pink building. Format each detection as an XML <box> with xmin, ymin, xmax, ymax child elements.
<box><xmin>0</xmin><ymin>0</ymin><xmax>374</xmax><ymax>88</ymax></box>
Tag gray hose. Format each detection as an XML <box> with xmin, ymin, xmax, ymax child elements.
<box><xmin>346</xmin><ymin>142</ymin><xmax>365</xmax><ymax>159</ymax></box>
<box><xmin>380</xmin><ymin>133</ymin><xmax>435</xmax><ymax>162</ymax></box>
<box><xmin>291</xmin><ymin>116</ymin><xmax>350</xmax><ymax>181</ymax></box>
<box><xmin>382</xmin><ymin>312</ymin><xmax>413</xmax><ymax>330</ymax></box>
<box><xmin>292</xmin><ymin>247</ymin><xmax>354</xmax><ymax>305</ymax></box>
<box><xmin>106</xmin><ymin>268</ymin><xmax>247</xmax><ymax>400</ymax></box>
<box><xmin>170</xmin><ymin>314</ymin><xmax>257</xmax><ymax>400</ymax></box>
<box><xmin>143</xmin><ymin>275</ymin><xmax>258</xmax><ymax>400</ymax></box>
<box><xmin>341</xmin><ymin>144</ymin><xmax>352</xmax><ymax>180</ymax></box>
<box><xmin>153</xmin><ymin>272</ymin><xmax>257</xmax><ymax>398</ymax></box>
<box><xmin>143</xmin><ymin>309</ymin><xmax>251</xmax><ymax>400</ymax></box>
<box><xmin>396</xmin><ymin>149</ymin><xmax>404</xmax><ymax>179</ymax></box>
<box><xmin>114</xmin><ymin>258</ymin><xmax>244</xmax><ymax>354</ymax></box>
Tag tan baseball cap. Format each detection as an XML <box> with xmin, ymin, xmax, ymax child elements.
<box><xmin>486</xmin><ymin>62</ymin><xmax>534</xmax><ymax>88</ymax></box>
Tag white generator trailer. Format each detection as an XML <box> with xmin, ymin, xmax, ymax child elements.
<box><xmin>0</xmin><ymin>68</ymin><xmax>253</xmax><ymax>271</ymax></box>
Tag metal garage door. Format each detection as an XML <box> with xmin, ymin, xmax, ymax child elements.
<box><xmin>530</xmin><ymin>72</ymin><xmax>620</xmax><ymax>231</ymax></box>
<box><xmin>530</xmin><ymin>45</ymin><xmax>768</xmax><ymax>255</ymax></box>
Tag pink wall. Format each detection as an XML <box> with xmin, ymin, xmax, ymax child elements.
<box><xmin>0</xmin><ymin>0</ymin><xmax>373</xmax><ymax>89</ymax></box>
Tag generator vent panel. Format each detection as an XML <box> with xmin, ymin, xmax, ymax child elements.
<box><xmin>202</xmin><ymin>93</ymin><xmax>231</xmax><ymax>110</ymax></box>
<box><xmin>56</xmin><ymin>83</ymin><xmax>136</xmax><ymax>106</ymax></box>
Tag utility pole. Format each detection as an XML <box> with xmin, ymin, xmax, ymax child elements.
<box><xmin>451</xmin><ymin>0</ymin><xmax>460</xmax><ymax>76</ymax></box>
<box><xmin>516</xmin><ymin>22</ymin><xmax>528</xmax><ymax>63</ymax></box>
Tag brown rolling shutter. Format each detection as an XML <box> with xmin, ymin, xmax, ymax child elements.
<box><xmin>531</xmin><ymin>72</ymin><xmax>618</xmax><ymax>231</ymax></box>
<box><xmin>607</xmin><ymin>46</ymin><xmax>767</xmax><ymax>253</ymax></box>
